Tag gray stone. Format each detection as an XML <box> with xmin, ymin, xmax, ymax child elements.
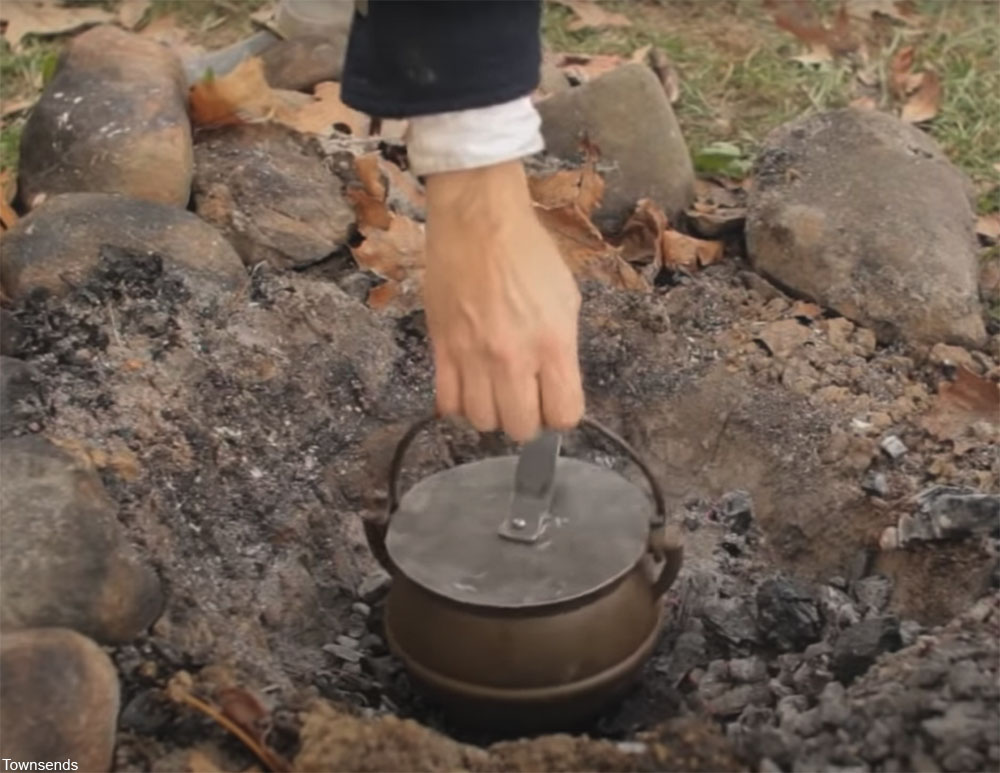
<box><xmin>703</xmin><ymin>597</ymin><xmax>759</xmax><ymax>646</ymax></box>
<box><xmin>862</xmin><ymin>471</ymin><xmax>889</xmax><ymax>497</ymax></box>
<box><xmin>18</xmin><ymin>26</ymin><xmax>192</xmax><ymax>208</ymax></box>
<box><xmin>0</xmin><ymin>310</ymin><xmax>25</xmax><ymax>357</ymax></box>
<box><xmin>351</xmin><ymin>602</ymin><xmax>371</xmax><ymax>618</ymax></box>
<box><xmin>853</xmin><ymin>574</ymin><xmax>893</xmax><ymax>617</ymax></box>
<box><xmin>818</xmin><ymin>681</ymin><xmax>849</xmax><ymax>726</ymax></box>
<box><xmin>729</xmin><ymin>656</ymin><xmax>768</xmax><ymax>683</ymax></box>
<box><xmin>880</xmin><ymin>435</ymin><xmax>908</xmax><ymax>460</ymax></box>
<box><xmin>261</xmin><ymin>35</ymin><xmax>346</xmax><ymax>91</ymax></box>
<box><xmin>536</xmin><ymin>63</ymin><xmax>694</xmax><ymax>231</ymax></box>
<box><xmin>322</xmin><ymin>643</ymin><xmax>363</xmax><ymax>663</ymax></box>
<box><xmin>747</xmin><ymin>108</ymin><xmax>985</xmax><ymax>347</ymax></box>
<box><xmin>757</xmin><ymin>576</ymin><xmax>822</xmax><ymax>652</ymax></box>
<box><xmin>832</xmin><ymin>617</ymin><xmax>902</xmax><ymax>682</ymax></box>
<box><xmin>658</xmin><ymin>630</ymin><xmax>708</xmax><ymax>685</ymax></box>
<box><xmin>0</xmin><ymin>357</ymin><xmax>40</xmax><ymax>435</ymax></box>
<box><xmin>0</xmin><ymin>436</ymin><xmax>163</xmax><ymax>643</ymax></box>
<box><xmin>357</xmin><ymin>569</ymin><xmax>391</xmax><ymax>603</ymax></box>
<box><xmin>0</xmin><ymin>627</ymin><xmax>119</xmax><ymax>772</ymax></box>
<box><xmin>0</xmin><ymin>193</ymin><xmax>245</xmax><ymax>303</ymax></box>
<box><xmin>719</xmin><ymin>489</ymin><xmax>755</xmax><ymax>533</ymax></box>
<box><xmin>707</xmin><ymin>683</ymin><xmax>770</xmax><ymax>718</ymax></box>
<box><xmin>818</xmin><ymin>584</ymin><xmax>862</xmax><ymax>630</ymax></box>
<box><xmin>193</xmin><ymin>124</ymin><xmax>354</xmax><ymax>270</ymax></box>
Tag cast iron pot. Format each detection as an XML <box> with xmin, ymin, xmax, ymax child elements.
<box><xmin>363</xmin><ymin>416</ymin><xmax>684</xmax><ymax>732</ymax></box>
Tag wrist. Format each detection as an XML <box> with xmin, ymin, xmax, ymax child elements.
<box><xmin>426</xmin><ymin>160</ymin><xmax>536</xmax><ymax>229</ymax></box>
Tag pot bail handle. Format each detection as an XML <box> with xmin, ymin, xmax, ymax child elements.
<box><xmin>367</xmin><ymin>414</ymin><xmax>683</xmax><ymax>594</ymax></box>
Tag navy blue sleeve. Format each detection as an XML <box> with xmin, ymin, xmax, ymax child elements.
<box><xmin>341</xmin><ymin>0</ymin><xmax>542</xmax><ymax>118</ymax></box>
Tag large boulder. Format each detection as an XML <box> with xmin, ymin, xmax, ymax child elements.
<box><xmin>18</xmin><ymin>25</ymin><xmax>193</xmax><ymax>208</ymax></box>
<box><xmin>0</xmin><ymin>435</ymin><xmax>163</xmax><ymax>643</ymax></box>
<box><xmin>0</xmin><ymin>192</ymin><xmax>245</xmax><ymax>301</ymax></box>
<box><xmin>746</xmin><ymin>108</ymin><xmax>985</xmax><ymax>347</ymax></box>
<box><xmin>0</xmin><ymin>627</ymin><xmax>120</xmax><ymax>773</ymax></box>
<box><xmin>536</xmin><ymin>63</ymin><xmax>694</xmax><ymax>232</ymax></box>
<box><xmin>192</xmin><ymin>124</ymin><xmax>355</xmax><ymax>270</ymax></box>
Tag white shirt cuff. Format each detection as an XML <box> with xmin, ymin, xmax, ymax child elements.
<box><xmin>404</xmin><ymin>96</ymin><xmax>545</xmax><ymax>177</ymax></box>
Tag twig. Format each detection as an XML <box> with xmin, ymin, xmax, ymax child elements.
<box><xmin>106</xmin><ymin>302</ymin><xmax>123</xmax><ymax>346</ymax></box>
<box><xmin>170</xmin><ymin>688</ymin><xmax>290</xmax><ymax>773</ymax></box>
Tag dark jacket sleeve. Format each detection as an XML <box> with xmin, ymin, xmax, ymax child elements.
<box><xmin>341</xmin><ymin>0</ymin><xmax>542</xmax><ymax>118</ymax></box>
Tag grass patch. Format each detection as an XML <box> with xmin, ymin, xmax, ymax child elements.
<box><xmin>542</xmin><ymin>0</ymin><xmax>999</xmax><ymax>210</ymax></box>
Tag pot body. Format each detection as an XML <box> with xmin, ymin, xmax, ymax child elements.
<box><xmin>383</xmin><ymin>558</ymin><xmax>665</xmax><ymax>732</ymax></box>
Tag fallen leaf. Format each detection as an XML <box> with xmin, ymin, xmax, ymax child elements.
<box><xmin>975</xmin><ymin>213</ymin><xmax>1000</xmax><ymax>244</ymax></box>
<box><xmin>552</xmin><ymin>0</ymin><xmax>631</xmax><ymax>31</ymax></box>
<box><xmin>189</xmin><ymin>57</ymin><xmax>284</xmax><ymax>126</ymax></box>
<box><xmin>351</xmin><ymin>213</ymin><xmax>425</xmax><ymax>283</ymax></box>
<box><xmin>849</xmin><ymin>95</ymin><xmax>878</xmax><ymax>110</ymax></box>
<box><xmin>556</xmin><ymin>52</ymin><xmax>625</xmax><ymax>84</ymax></box>
<box><xmin>648</xmin><ymin>47</ymin><xmax>681</xmax><ymax>104</ymax></box>
<box><xmin>528</xmin><ymin>165</ymin><xmax>604</xmax><ymax>217</ymax></box>
<box><xmin>791</xmin><ymin>46</ymin><xmax>833</xmax><ymax>65</ymax></box>
<box><xmin>755</xmin><ymin>318</ymin><xmax>813</xmax><ymax>359</ymax></box>
<box><xmin>282</xmin><ymin>81</ymin><xmax>370</xmax><ymax>136</ymax></box>
<box><xmin>537</xmin><ymin>204</ymin><xmax>647</xmax><ymax>291</ymax></box>
<box><xmin>381</xmin><ymin>158</ymin><xmax>426</xmax><ymax>220</ymax></box>
<box><xmin>117</xmin><ymin>0</ymin><xmax>151</xmax><ymax>30</ymax></box>
<box><xmin>889</xmin><ymin>46</ymin><xmax>922</xmax><ymax>98</ymax></box>
<box><xmin>920</xmin><ymin>367</ymin><xmax>1000</xmax><ymax>441</ymax></box>
<box><xmin>661</xmin><ymin>230</ymin><xmax>724</xmax><ymax>272</ymax></box>
<box><xmin>0</xmin><ymin>0</ymin><xmax>113</xmax><ymax>49</ymax></box>
<box><xmin>686</xmin><ymin>207</ymin><xmax>746</xmax><ymax>239</ymax></box>
<box><xmin>901</xmin><ymin>70</ymin><xmax>941</xmax><ymax>123</ymax></box>
<box><xmin>1</xmin><ymin>97</ymin><xmax>35</xmax><ymax>118</ymax></box>
<box><xmin>618</xmin><ymin>198</ymin><xmax>667</xmax><ymax>266</ymax></box>
<box><xmin>765</xmin><ymin>0</ymin><xmax>858</xmax><ymax>58</ymax></box>
<box><xmin>355</xmin><ymin>153</ymin><xmax>386</xmax><ymax>200</ymax></box>
<box><xmin>345</xmin><ymin>186</ymin><xmax>391</xmax><ymax>231</ymax></box>
<box><xmin>789</xmin><ymin>300</ymin><xmax>823</xmax><ymax>320</ymax></box>
<box><xmin>0</xmin><ymin>168</ymin><xmax>17</xmax><ymax>229</ymax></box>
<box><xmin>216</xmin><ymin>686</ymin><xmax>271</xmax><ymax>745</ymax></box>
<box><xmin>629</xmin><ymin>44</ymin><xmax>652</xmax><ymax>64</ymax></box>
<box><xmin>846</xmin><ymin>0</ymin><xmax>919</xmax><ymax>25</ymax></box>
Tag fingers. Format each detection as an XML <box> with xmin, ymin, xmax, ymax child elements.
<box><xmin>433</xmin><ymin>345</ymin><xmax>461</xmax><ymax>418</ymax></box>
<box><xmin>539</xmin><ymin>349</ymin><xmax>585</xmax><ymax>430</ymax></box>
<box><xmin>493</xmin><ymin>366</ymin><xmax>541</xmax><ymax>443</ymax></box>
<box><xmin>459</xmin><ymin>359</ymin><xmax>498</xmax><ymax>433</ymax></box>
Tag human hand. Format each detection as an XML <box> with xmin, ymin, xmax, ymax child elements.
<box><xmin>423</xmin><ymin>159</ymin><xmax>584</xmax><ymax>442</ymax></box>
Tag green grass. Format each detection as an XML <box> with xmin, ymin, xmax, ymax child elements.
<box><xmin>542</xmin><ymin>0</ymin><xmax>999</xmax><ymax>213</ymax></box>
<box><xmin>0</xmin><ymin>41</ymin><xmax>60</xmax><ymax>173</ymax></box>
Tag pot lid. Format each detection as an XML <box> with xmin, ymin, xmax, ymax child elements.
<box><xmin>385</xmin><ymin>455</ymin><xmax>652</xmax><ymax>609</ymax></box>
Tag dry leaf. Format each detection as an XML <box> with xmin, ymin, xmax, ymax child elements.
<box><xmin>889</xmin><ymin>46</ymin><xmax>921</xmax><ymax>98</ymax></box>
<box><xmin>345</xmin><ymin>186</ymin><xmax>391</xmax><ymax>231</ymax></box>
<box><xmin>976</xmin><ymin>213</ymin><xmax>1000</xmax><ymax>244</ymax></box>
<box><xmin>901</xmin><ymin>70</ymin><xmax>941</xmax><ymax>123</ymax></box>
<box><xmin>552</xmin><ymin>0</ymin><xmax>631</xmax><ymax>31</ymax></box>
<box><xmin>619</xmin><ymin>198</ymin><xmax>667</xmax><ymax>265</ymax></box>
<box><xmin>216</xmin><ymin>686</ymin><xmax>271</xmax><ymax>745</ymax></box>
<box><xmin>846</xmin><ymin>0</ymin><xmax>919</xmax><ymax>25</ymax></box>
<box><xmin>355</xmin><ymin>153</ymin><xmax>386</xmax><ymax>201</ymax></box>
<box><xmin>790</xmin><ymin>300</ymin><xmax>823</xmax><ymax>320</ymax></box>
<box><xmin>117</xmin><ymin>0</ymin><xmax>151</xmax><ymax>30</ymax></box>
<box><xmin>189</xmin><ymin>57</ymin><xmax>283</xmax><ymax>126</ymax></box>
<box><xmin>765</xmin><ymin>0</ymin><xmax>858</xmax><ymax>59</ymax></box>
<box><xmin>282</xmin><ymin>81</ymin><xmax>369</xmax><ymax>136</ymax></box>
<box><xmin>661</xmin><ymin>230</ymin><xmax>724</xmax><ymax>271</ymax></box>
<box><xmin>528</xmin><ymin>165</ymin><xmax>604</xmax><ymax>217</ymax></box>
<box><xmin>0</xmin><ymin>169</ymin><xmax>17</xmax><ymax>230</ymax></box>
<box><xmin>630</xmin><ymin>44</ymin><xmax>652</xmax><ymax>64</ymax></box>
<box><xmin>755</xmin><ymin>318</ymin><xmax>813</xmax><ymax>359</ymax></box>
<box><xmin>351</xmin><ymin>213</ymin><xmax>425</xmax><ymax>283</ymax></box>
<box><xmin>556</xmin><ymin>52</ymin><xmax>626</xmax><ymax>83</ymax></box>
<box><xmin>920</xmin><ymin>367</ymin><xmax>1000</xmax><ymax>441</ymax></box>
<box><xmin>0</xmin><ymin>0</ymin><xmax>113</xmax><ymax>49</ymax></box>
<box><xmin>849</xmin><ymin>95</ymin><xmax>878</xmax><ymax>110</ymax></box>
<box><xmin>1</xmin><ymin>97</ymin><xmax>35</xmax><ymax>118</ymax></box>
<box><xmin>648</xmin><ymin>48</ymin><xmax>681</xmax><ymax>104</ymax></box>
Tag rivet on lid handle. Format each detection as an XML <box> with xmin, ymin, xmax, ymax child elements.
<box><xmin>497</xmin><ymin>430</ymin><xmax>562</xmax><ymax>544</ymax></box>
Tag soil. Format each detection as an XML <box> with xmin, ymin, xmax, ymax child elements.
<box><xmin>3</xmin><ymin>159</ymin><xmax>998</xmax><ymax>771</ymax></box>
